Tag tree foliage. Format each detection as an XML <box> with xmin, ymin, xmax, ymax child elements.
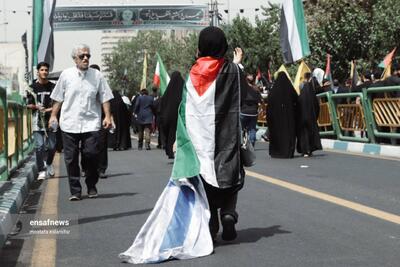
<box><xmin>105</xmin><ymin>0</ymin><xmax>400</xmax><ymax>92</ymax></box>
<box><xmin>104</xmin><ymin>30</ymin><xmax>197</xmax><ymax>96</ymax></box>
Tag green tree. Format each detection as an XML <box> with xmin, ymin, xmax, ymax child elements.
<box><xmin>370</xmin><ymin>0</ymin><xmax>400</xmax><ymax>64</ymax></box>
<box><xmin>104</xmin><ymin>30</ymin><xmax>198</xmax><ymax>97</ymax></box>
<box><xmin>304</xmin><ymin>0</ymin><xmax>371</xmax><ymax>81</ymax></box>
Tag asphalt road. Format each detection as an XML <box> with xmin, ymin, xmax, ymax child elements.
<box><xmin>1</xmin><ymin>139</ymin><xmax>399</xmax><ymax>267</ymax></box>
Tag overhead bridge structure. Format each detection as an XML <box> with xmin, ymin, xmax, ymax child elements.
<box><xmin>53</xmin><ymin>5</ymin><xmax>210</xmax><ymax>31</ymax></box>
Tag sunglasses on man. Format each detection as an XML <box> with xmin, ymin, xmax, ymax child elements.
<box><xmin>78</xmin><ymin>54</ymin><xmax>91</xmax><ymax>60</ymax></box>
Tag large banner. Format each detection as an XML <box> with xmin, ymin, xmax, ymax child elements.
<box><xmin>53</xmin><ymin>5</ymin><xmax>209</xmax><ymax>31</ymax></box>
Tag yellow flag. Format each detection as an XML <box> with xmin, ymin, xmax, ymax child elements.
<box><xmin>274</xmin><ymin>64</ymin><xmax>293</xmax><ymax>84</ymax></box>
<box><xmin>140</xmin><ymin>51</ymin><xmax>148</xmax><ymax>90</ymax></box>
<box><xmin>293</xmin><ymin>60</ymin><xmax>311</xmax><ymax>95</ymax></box>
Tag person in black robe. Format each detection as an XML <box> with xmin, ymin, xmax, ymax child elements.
<box><xmin>159</xmin><ymin>71</ymin><xmax>184</xmax><ymax>159</ymax></box>
<box><xmin>108</xmin><ymin>90</ymin><xmax>132</xmax><ymax>150</ymax></box>
<box><xmin>296</xmin><ymin>75</ymin><xmax>322</xmax><ymax>157</ymax></box>
<box><xmin>266</xmin><ymin>72</ymin><xmax>298</xmax><ymax>158</ymax></box>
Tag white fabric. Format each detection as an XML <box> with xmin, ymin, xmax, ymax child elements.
<box><xmin>185</xmin><ymin>78</ymin><xmax>219</xmax><ymax>188</ymax></box>
<box><xmin>313</xmin><ymin>68</ymin><xmax>325</xmax><ymax>86</ymax></box>
<box><xmin>51</xmin><ymin>67</ymin><xmax>113</xmax><ymax>133</ymax></box>
<box><xmin>119</xmin><ymin>177</ymin><xmax>213</xmax><ymax>264</ymax></box>
<box><xmin>122</xmin><ymin>95</ymin><xmax>131</xmax><ymax>106</ymax></box>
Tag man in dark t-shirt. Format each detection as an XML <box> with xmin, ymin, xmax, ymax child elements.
<box><xmin>27</xmin><ymin>62</ymin><xmax>56</xmax><ymax>180</ymax></box>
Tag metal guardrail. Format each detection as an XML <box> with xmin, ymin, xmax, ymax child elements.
<box><xmin>0</xmin><ymin>86</ymin><xmax>7</xmax><ymax>181</ymax></box>
<box><xmin>364</xmin><ymin>86</ymin><xmax>400</xmax><ymax>141</ymax></box>
<box><xmin>317</xmin><ymin>92</ymin><xmax>338</xmax><ymax>137</ymax></box>
<box><xmin>316</xmin><ymin>86</ymin><xmax>400</xmax><ymax>144</ymax></box>
<box><xmin>258</xmin><ymin>86</ymin><xmax>400</xmax><ymax>145</ymax></box>
<box><xmin>0</xmin><ymin>88</ymin><xmax>34</xmax><ymax>181</ymax></box>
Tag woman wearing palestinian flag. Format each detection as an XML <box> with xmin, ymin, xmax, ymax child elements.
<box><xmin>119</xmin><ymin>26</ymin><xmax>246</xmax><ymax>264</ymax></box>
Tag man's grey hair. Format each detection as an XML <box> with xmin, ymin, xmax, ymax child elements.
<box><xmin>71</xmin><ymin>44</ymin><xmax>90</xmax><ymax>59</ymax></box>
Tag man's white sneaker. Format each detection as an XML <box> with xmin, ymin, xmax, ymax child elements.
<box><xmin>46</xmin><ymin>164</ymin><xmax>55</xmax><ymax>177</ymax></box>
<box><xmin>37</xmin><ymin>171</ymin><xmax>46</xmax><ymax>180</ymax></box>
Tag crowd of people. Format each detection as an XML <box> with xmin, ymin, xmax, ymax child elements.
<box><xmin>26</xmin><ymin>25</ymin><xmax>400</xmax><ymax>264</ymax></box>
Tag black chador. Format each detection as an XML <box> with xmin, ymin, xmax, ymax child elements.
<box><xmin>266</xmin><ymin>72</ymin><xmax>298</xmax><ymax>158</ymax></box>
<box><xmin>296</xmin><ymin>78</ymin><xmax>322</xmax><ymax>156</ymax></box>
<box><xmin>159</xmin><ymin>71</ymin><xmax>184</xmax><ymax>159</ymax></box>
<box><xmin>108</xmin><ymin>90</ymin><xmax>132</xmax><ymax>150</ymax></box>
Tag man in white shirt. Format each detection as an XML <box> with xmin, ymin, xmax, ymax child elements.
<box><xmin>49</xmin><ymin>44</ymin><xmax>113</xmax><ymax>201</ymax></box>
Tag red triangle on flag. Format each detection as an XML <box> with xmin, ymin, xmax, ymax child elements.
<box><xmin>190</xmin><ymin>57</ymin><xmax>225</xmax><ymax>96</ymax></box>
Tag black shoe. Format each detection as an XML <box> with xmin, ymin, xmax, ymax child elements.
<box><xmin>69</xmin><ymin>194</ymin><xmax>81</xmax><ymax>201</ymax></box>
<box><xmin>99</xmin><ymin>171</ymin><xmax>108</xmax><ymax>179</ymax></box>
<box><xmin>156</xmin><ymin>144</ymin><xmax>162</xmax><ymax>149</ymax></box>
<box><xmin>221</xmin><ymin>214</ymin><xmax>237</xmax><ymax>241</ymax></box>
<box><xmin>146</xmin><ymin>145</ymin><xmax>151</xmax><ymax>150</ymax></box>
<box><xmin>138</xmin><ymin>147</ymin><xmax>143</xmax><ymax>151</ymax></box>
<box><xmin>87</xmin><ymin>188</ymin><xmax>98</xmax><ymax>198</ymax></box>
<box><xmin>168</xmin><ymin>155</ymin><xmax>175</xmax><ymax>159</ymax></box>
<box><xmin>261</xmin><ymin>134</ymin><xmax>269</xmax><ymax>142</ymax></box>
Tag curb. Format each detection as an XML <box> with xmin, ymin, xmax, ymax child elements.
<box><xmin>0</xmin><ymin>156</ymin><xmax>37</xmax><ymax>247</ymax></box>
<box><xmin>321</xmin><ymin>139</ymin><xmax>400</xmax><ymax>159</ymax></box>
<box><xmin>256</xmin><ymin>127</ymin><xmax>399</xmax><ymax>159</ymax></box>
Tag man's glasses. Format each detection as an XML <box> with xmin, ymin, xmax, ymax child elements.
<box><xmin>77</xmin><ymin>54</ymin><xmax>91</xmax><ymax>60</ymax></box>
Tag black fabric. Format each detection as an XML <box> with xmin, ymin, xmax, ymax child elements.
<box><xmin>353</xmin><ymin>80</ymin><xmax>373</xmax><ymax>93</ymax></box>
<box><xmin>201</xmin><ymin>177</ymin><xmax>240</xmax><ymax>236</ymax></box>
<box><xmin>108</xmin><ymin>91</ymin><xmax>132</xmax><ymax>150</ymax></box>
<box><xmin>267</xmin><ymin>72</ymin><xmax>298</xmax><ymax>158</ymax></box>
<box><xmin>152</xmin><ymin>96</ymin><xmax>163</xmax><ymax>147</ymax></box>
<box><xmin>159</xmin><ymin>71</ymin><xmax>184</xmax><ymax>157</ymax></box>
<box><xmin>130</xmin><ymin>94</ymin><xmax>140</xmax><ymax>133</ymax></box>
<box><xmin>296</xmin><ymin>79</ymin><xmax>322</xmax><ymax>155</ymax></box>
<box><xmin>279</xmin><ymin>8</ymin><xmax>293</xmax><ymax>64</ymax></box>
<box><xmin>27</xmin><ymin>81</ymin><xmax>55</xmax><ymax>128</ymax></box>
<box><xmin>62</xmin><ymin>131</ymin><xmax>100</xmax><ymax>196</ymax></box>
<box><xmin>384</xmin><ymin>76</ymin><xmax>400</xmax><ymax>97</ymax></box>
<box><xmin>241</xmin><ymin>84</ymin><xmax>262</xmax><ymax>115</ymax></box>
<box><xmin>97</xmin><ymin>128</ymin><xmax>108</xmax><ymax>172</ymax></box>
<box><xmin>214</xmin><ymin>62</ymin><xmax>247</xmax><ymax>188</ymax></box>
<box><xmin>198</xmin><ymin>26</ymin><xmax>228</xmax><ymax>59</ymax></box>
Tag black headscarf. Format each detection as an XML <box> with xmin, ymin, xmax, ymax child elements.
<box><xmin>198</xmin><ymin>26</ymin><xmax>228</xmax><ymax>59</ymax></box>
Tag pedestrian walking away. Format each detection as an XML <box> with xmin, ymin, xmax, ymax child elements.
<box><xmin>134</xmin><ymin>88</ymin><xmax>154</xmax><ymax>150</ymax></box>
<box><xmin>49</xmin><ymin>44</ymin><xmax>113</xmax><ymax>201</ymax></box>
<box><xmin>119</xmin><ymin>26</ymin><xmax>247</xmax><ymax>264</ymax></box>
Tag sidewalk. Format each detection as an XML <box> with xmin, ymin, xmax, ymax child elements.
<box><xmin>256</xmin><ymin>127</ymin><xmax>400</xmax><ymax>160</ymax></box>
<box><xmin>0</xmin><ymin>156</ymin><xmax>37</xmax><ymax>247</ymax></box>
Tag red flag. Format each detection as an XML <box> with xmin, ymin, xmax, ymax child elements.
<box><xmin>379</xmin><ymin>47</ymin><xmax>397</xmax><ymax>68</ymax></box>
<box><xmin>256</xmin><ymin>68</ymin><xmax>261</xmax><ymax>83</ymax></box>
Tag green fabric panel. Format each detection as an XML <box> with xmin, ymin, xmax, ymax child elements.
<box><xmin>293</xmin><ymin>0</ymin><xmax>310</xmax><ymax>57</ymax></box>
<box><xmin>32</xmin><ymin>0</ymin><xmax>44</xmax><ymax>67</ymax></box>
<box><xmin>171</xmin><ymin>81</ymin><xmax>200</xmax><ymax>180</ymax></box>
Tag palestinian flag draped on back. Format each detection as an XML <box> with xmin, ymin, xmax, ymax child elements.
<box><xmin>280</xmin><ymin>0</ymin><xmax>310</xmax><ymax>64</ymax></box>
<box><xmin>32</xmin><ymin>0</ymin><xmax>56</xmax><ymax>71</ymax></box>
<box><xmin>171</xmin><ymin>57</ymin><xmax>244</xmax><ymax>188</ymax></box>
<box><xmin>153</xmin><ymin>53</ymin><xmax>170</xmax><ymax>95</ymax></box>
